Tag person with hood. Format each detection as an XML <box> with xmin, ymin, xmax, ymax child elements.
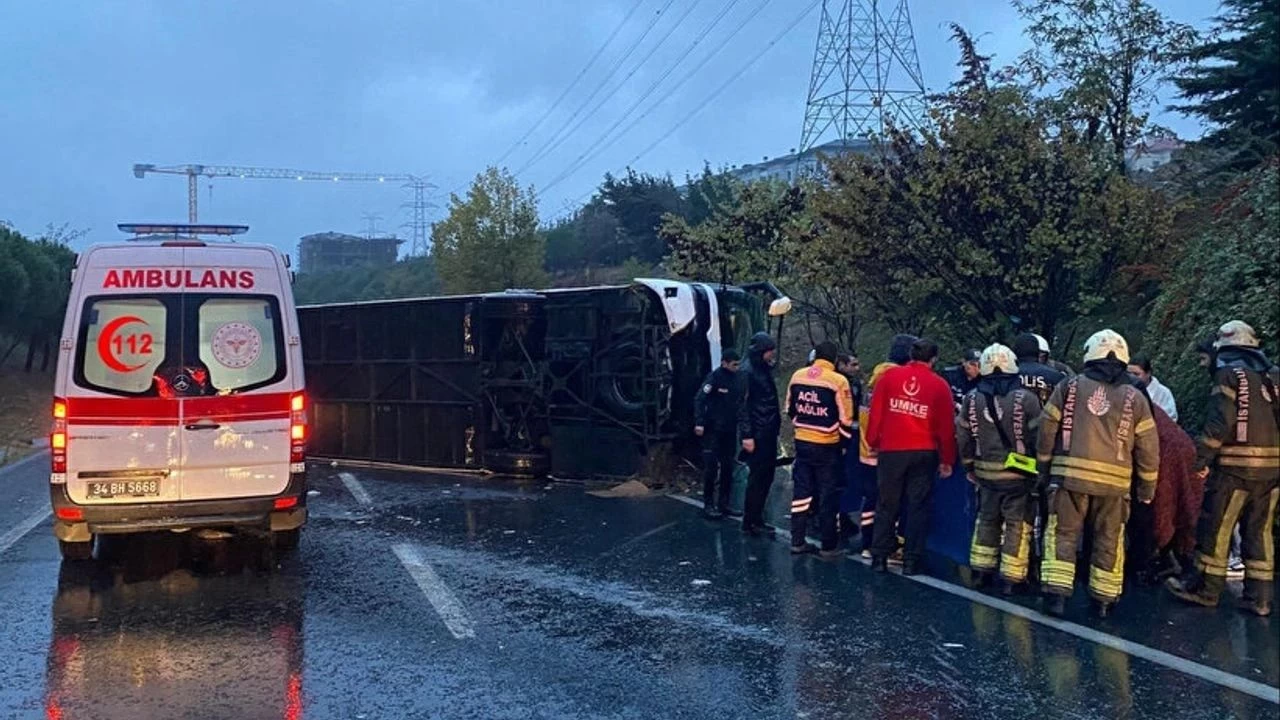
<box><xmin>1014</xmin><ymin>333</ymin><xmax>1066</xmax><ymax>406</ymax></box>
<box><xmin>866</xmin><ymin>338</ymin><xmax>957</xmax><ymax>575</ymax></box>
<box><xmin>694</xmin><ymin>349</ymin><xmax>744</xmax><ymax>520</ymax></box>
<box><xmin>785</xmin><ymin>341</ymin><xmax>855</xmax><ymax>557</ymax></box>
<box><xmin>738</xmin><ymin>332</ymin><xmax>782</xmax><ymax>537</ymax></box>
<box><xmin>1167</xmin><ymin>321</ymin><xmax>1280</xmax><ymax>617</ymax></box>
<box><xmin>1037</xmin><ymin>330</ymin><xmax>1160</xmax><ymax>618</ymax></box>
<box><xmin>854</xmin><ymin>334</ymin><xmax>917</xmax><ymax>557</ymax></box>
<box><xmin>958</xmin><ymin>344</ymin><xmax>1042</xmax><ymax>594</ymax></box>
<box><xmin>1033</xmin><ymin>333</ymin><xmax>1075</xmax><ymax>378</ymax></box>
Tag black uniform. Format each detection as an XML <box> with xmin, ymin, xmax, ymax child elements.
<box><xmin>941</xmin><ymin>365</ymin><xmax>979</xmax><ymax>411</ymax></box>
<box><xmin>695</xmin><ymin>365</ymin><xmax>743</xmax><ymax>513</ymax></box>
<box><xmin>738</xmin><ymin>333</ymin><xmax>781</xmax><ymax>532</ymax></box>
<box><xmin>1188</xmin><ymin>347</ymin><xmax>1280</xmax><ymax>605</ymax></box>
<box><xmin>1014</xmin><ymin>332</ymin><xmax>1066</xmax><ymax>406</ymax></box>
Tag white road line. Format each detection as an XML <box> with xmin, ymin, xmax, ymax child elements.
<box><xmin>0</xmin><ymin>508</ymin><xmax>52</xmax><ymax>556</ymax></box>
<box><xmin>666</xmin><ymin>493</ymin><xmax>1280</xmax><ymax>705</ymax></box>
<box><xmin>0</xmin><ymin>450</ymin><xmax>50</xmax><ymax>477</ymax></box>
<box><xmin>600</xmin><ymin>521</ymin><xmax>678</xmax><ymax>558</ymax></box>
<box><xmin>338</xmin><ymin>472</ymin><xmax>373</xmax><ymax>507</ymax></box>
<box><xmin>392</xmin><ymin>543</ymin><xmax>476</xmax><ymax>640</ymax></box>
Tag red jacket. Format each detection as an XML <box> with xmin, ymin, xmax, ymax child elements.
<box><xmin>867</xmin><ymin>360</ymin><xmax>957</xmax><ymax>465</ymax></box>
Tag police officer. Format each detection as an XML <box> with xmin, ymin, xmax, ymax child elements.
<box><xmin>1167</xmin><ymin>321</ymin><xmax>1280</xmax><ymax>617</ymax></box>
<box><xmin>738</xmin><ymin>333</ymin><xmax>781</xmax><ymax>537</ymax></box>
<box><xmin>958</xmin><ymin>344</ymin><xmax>1042</xmax><ymax>594</ymax></box>
<box><xmin>786</xmin><ymin>341</ymin><xmax>854</xmax><ymax>557</ymax></box>
<box><xmin>1037</xmin><ymin>330</ymin><xmax>1159</xmax><ymax>618</ymax></box>
<box><xmin>694</xmin><ymin>349</ymin><xmax>744</xmax><ymax>520</ymax></box>
<box><xmin>1013</xmin><ymin>333</ymin><xmax>1066</xmax><ymax>406</ymax></box>
<box><xmin>941</xmin><ymin>349</ymin><xmax>981</xmax><ymax>411</ymax></box>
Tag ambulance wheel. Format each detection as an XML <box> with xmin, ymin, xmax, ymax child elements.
<box><xmin>273</xmin><ymin>528</ymin><xmax>301</xmax><ymax>552</ymax></box>
<box><xmin>58</xmin><ymin>538</ymin><xmax>94</xmax><ymax>562</ymax></box>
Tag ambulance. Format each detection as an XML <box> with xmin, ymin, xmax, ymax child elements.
<box><xmin>50</xmin><ymin>225</ymin><xmax>308</xmax><ymax>560</ymax></box>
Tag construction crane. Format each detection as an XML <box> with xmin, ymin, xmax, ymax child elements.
<box><xmin>132</xmin><ymin>163</ymin><xmax>436</xmax><ymax>254</ymax></box>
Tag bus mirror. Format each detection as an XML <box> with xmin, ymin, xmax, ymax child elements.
<box><xmin>768</xmin><ymin>297</ymin><xmax>792</xmax><ymax>317</ymax></box>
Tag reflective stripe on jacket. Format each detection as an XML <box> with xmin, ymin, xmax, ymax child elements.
<box><xmin>787</xmin><ymin>359</ymin><xmax>854</xmax><ymax>446</ymax></box>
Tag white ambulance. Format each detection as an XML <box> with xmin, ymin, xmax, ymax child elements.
<box><xmin>50</xmin><ymin>224</ymin><xmax>308</xmax><ymax>560</ymax></box>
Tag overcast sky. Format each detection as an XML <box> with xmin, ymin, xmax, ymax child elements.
<box><xmin>1</xmin><ymin>0</ymin><xmax>1214</xmax><ymax>255</ymax></box>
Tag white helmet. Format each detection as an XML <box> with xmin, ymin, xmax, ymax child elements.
<box><xmin>1083</xmin><ymin>329</ymin><xmax>1130</xmax><ymax>364</ymax></box>
<box><xmin>1032</xmin><ymin>333</ymin><xmax>1051</xmax><ymax>355</ymax></box>
<box><xmin>979</xmin><ymin>343</ymin><xmax>1018</xmax><ymax>376</ymax></box>
<box><xmin>1214</xmin><ymin>320</ymin><xmax>1259</xmax><ymax>349</ymax></box>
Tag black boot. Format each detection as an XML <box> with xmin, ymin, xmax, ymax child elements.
<box><xmin>969</xmin><ymin>570</ymin><xmax>992</xmax><ymax>589</ymax></box>
<box><xmin>1165</xmin><ymin>574</ymin><xmax>1219</xmax><ymax>608</ymax></box>
<box><xmin>1000</xmin><ymin>580</ymin><xmax>1019</xmax><ymax>597</ymax></box>
<box><xmin>703</xmin><ymin>507</ymin><xmax>723</xmax><ymax>521</ymax></box>
<box><xmin>1044</xmin><ymin>594</ymin><xmax>1067</xmax><ymax>618</ymax></box>
<box><xmin>722</xmin><ymin>507</ymin><xmax>743</xmax><ymax>519</ymax></box>
<box><xmin>902</xmin><ymin>558</ymin><xmax>920</xmax><ymax>576</ymax></box>
<box><xmin>1093</xmin><ymin>600</ymin><xmax>1113</xmax><ymax>619</ymax></box>
<box><xmin>791</xmin><ymin>543</ymin><xmax>818</xmax><ymax>555</ymax></box>
<box><xmin>871</xmin><ymin>556</ymin><xmax>888</xmax><ymax>573</ymax></box>
<box><xmin>1238</xmin><ymin>596</ymin><xmax>1272</xmax><ymax>617</ymax></box>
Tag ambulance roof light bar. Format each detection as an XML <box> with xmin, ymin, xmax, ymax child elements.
<box><xmin>118</xmin><ymin>223</ymin><xmax>249</xmax><ymax>241</ymax></box>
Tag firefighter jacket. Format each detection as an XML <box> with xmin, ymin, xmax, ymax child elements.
<box><xmin>858</xmin><ymin>361</ymin><xmax>896</xmax><ymax>464</ymax></box>
<box><xmin>786</xmin><ymin>359</ymin><xmax>854</xmax><ymax>446</ymax></box>
<box><xmin>1017</xmin><ymin>358</ymin><xmax>1066</xmax><ymax>406</ymax></box>
<box><xmin>738</xmin><ymin>355</ymin><xmax>780</xmax><ymax>443</ymax></box>
<box><xmin>1196</xmin><ymin>347</ymin><xmax>1280</xmax><ymax>482</ymax></box>
<box><xmin>1037</xmin><ymin>361</ymin><xmax>1160</xmax><ymax>500</ymax></box>
<box><xmin>957</xmin><ymin>374</ymin><xmax>1043</xmax><ymax>487</ymax></box>
<box><xmin>694</xmin><ymin>366</ymin><xmax>743</xmax><ymax>435</ymax></box>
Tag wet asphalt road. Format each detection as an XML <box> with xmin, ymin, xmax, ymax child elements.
<box><xmin>1</xmin><ymin>455</ymin><xmax>1278</xmax><ymax>719</ymax></box>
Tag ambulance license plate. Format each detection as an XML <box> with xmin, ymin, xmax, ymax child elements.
<box><xmin>87</xmin><ymin>480</ymin><xmax>161</xmax><ymax>499</ymax></box>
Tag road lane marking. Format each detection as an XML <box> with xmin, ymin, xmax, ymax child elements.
<box><xmin>392</xmin><ymin>543</ymin><xmax>476</xmax><ymax>639</ymax></box>
<box><xmin>338</xmin><ymin>472</ymin><xmax>373</xmax><ymax>507</ymax></box>
<box><xmin>0</xmin><ymin>450</ymin><xmax>49</xmax><ymax>478</ymax></box>
<box><xmin>0</xmin><ymin>508</ymin><xmax>52</xmax><ymax>556</ymax></box>
<box><xmin>666</xmin><ymin>493</ymin><xmax>1280</xmax><ymax>705</ymax></box>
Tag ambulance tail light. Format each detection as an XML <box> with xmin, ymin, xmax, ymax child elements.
<box><xmin>51</xmin><ymin>398</ymin><xmax>68</xmax><ymax>476</ymax></box>
<box><xmin>290</xmin><ymin>392</ymin><xmax>307</xmax><ymax>465</ymax></box>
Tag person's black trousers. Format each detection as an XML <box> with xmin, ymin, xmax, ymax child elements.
<box><xmin>791</xmin><ymin>440</ymin><xmax>843</xmax><ymax>551</ymax></box>
<box><xmin>743</xmin><ymin>434</ymin><xmax>778</xmax><ymax>529</ymax></box>
<box><xmin>702</xmin><ymin>431</ymin><xmax>737</xmax><ymax>511</ymax></box>
<box><xmin>871</xmin><ymin>450</ymin><xmax>939</xmax><ymax>562</ymax></box>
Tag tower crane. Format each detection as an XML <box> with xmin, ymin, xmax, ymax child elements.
<box><xmin>132</xmin><ymin>163</ymin><xmax>437</xmax><ymax>254</ymax></box>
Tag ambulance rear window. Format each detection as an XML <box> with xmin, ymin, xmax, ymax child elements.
<box><xmin>197</xmin><ymin>297</ymin><xmax>282</xmax><ymax>392</ymax></box>
<box><xmin>77</xmin><ymin>298</ymin><xmax>169</xmax><ymax>394</ymax></box>
<box><xmin>74</xmin><ymin>294</ymin><xmax>286</xmax><ymax>397</ymax></box>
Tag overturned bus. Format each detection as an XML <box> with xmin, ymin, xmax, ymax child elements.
<box><xmin>298</xmin><ymin>280</ymin><xmax>790</xmax><ymax>479</ymax></box>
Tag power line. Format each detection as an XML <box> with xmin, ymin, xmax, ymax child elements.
<box><xmin>625</xmin><ymin>0</ymin><xmax>821</xmax><ymax>167</ymax></box>
<box><xmin>512</xmin><ymin>0</ymin><xmax>682</xmax><ymax>178</ymax></box>
<box><xmin>533</xmin><ymin>0</ymin><xmax>740</xmax><ymax>188</ymax></box>
<box><xmin>541</xmin><ymin>0</ymin><xmax>774</xmax><ymax>193</ymax></box>
<box><xmin>489</xmin><ymin>0</ymin><xmax>649</xmax><ymax>171</ymax></box>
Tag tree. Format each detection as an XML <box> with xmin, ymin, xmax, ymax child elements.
<box><xmin>1172</xmin><ymin>0</ymin><xmax>1280</xmax><ymax>170</ymax></box>
<box><xmin>806</xmin><ymin>26</ymin><xmax>1176</xmax><ymax>345</ymax></box>
<box><xmin>1010</xmin><ymin>0</ymin><xmax>1198</xmax><ymax>173</ymax></box>
<box><xmin>0</xmin><ymin>226</ymin><xmax>75</xmax><ymax>371</ymax></box>
<box><xmin>433</xmin><ymin>167</ymin><xmax>546</xmax><ymax>294</ymax></box>
<box><xmin>660</xmin><ymin>180</ymin><xmax>802</xmax><ymax>286</ymax></box>
<box><xmin>1145</xmin><ymin>159</ymin><xmax>1279</xmax><ymax>426</ymax></box>
<box><xmin>598</xmin><ymin>169</ymin><xmax>686</xmax><ymax>264</ymax></box>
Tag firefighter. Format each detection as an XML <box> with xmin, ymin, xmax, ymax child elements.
<box><xmin>958</xmin><ymin>343</ymin><xmax>1042</xmax><ymax>594</ymax></box>
<box><xmin>1014</xmin><ymin>333</ymin><xmax>1066</xmax><ymax>406</ymax></box>
<box><xmin>1166</xmin><ymin>321</ymin><xmax>1280</xmax><ymax>617</ymax></box>
<box><xmin>786</xmin><ymin>341</ymin><xmax>855</xmax><ymax>557</ymax></box>
<box><xmin>694</xmin><ymin>349</ymin><xmax>744</xmax><ymax>520</ymax></box>
<box><xmin>1038</xmin><ymin>330</ymin><xmax>1159</xmax><ymax>618</ymax></box>
<box><xmin>738</xmin><ymin>333</ymin><xmax>781</xmax><ymax>537</ymax></box>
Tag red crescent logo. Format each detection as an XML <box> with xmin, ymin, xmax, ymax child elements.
<box><xmin>97</xmin><ymin>315</ymin><xmax>148</xmax><ymax>372</ymax></box>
